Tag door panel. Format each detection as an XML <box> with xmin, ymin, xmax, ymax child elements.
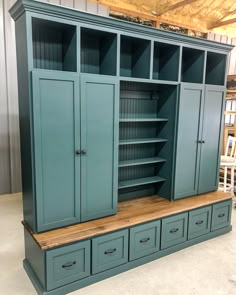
<box><xmin>80</xmin><ymin>75</ymin><xmax>118</xmax><ymax>221</ymax></box>
<box><xmin>32</xmin><ymin>70</ymin><xmax>80</xmax><ymax>232</ymax></box>
<box><xmin>198</xmin><ymin>86</ymin><xmax>225</xmax><ymax>193</ymax></box>
<box><xmin>174</xmin><ymin>83</ymin><xmax>204</xmax><ymax>199</ymax></box>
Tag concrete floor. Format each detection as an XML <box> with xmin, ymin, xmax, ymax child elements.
<box><xmin>0</xmin><ymin>194</ymin><xmax>236</xmax><ymax>295</ymax></box>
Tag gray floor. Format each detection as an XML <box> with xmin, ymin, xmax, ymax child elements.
<box><xmin>1</xmin><ymin>193</ymin><xmax>236</xmax><ymax>295</ymax></box>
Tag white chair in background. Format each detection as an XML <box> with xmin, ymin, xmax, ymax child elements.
<box><xmin>219</xmin><ymin>136</ymin><xmax>236</xmax><ymax>193</ymax></box>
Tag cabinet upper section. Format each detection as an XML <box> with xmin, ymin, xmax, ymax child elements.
<box><xmin>10</xmin><ymin>0</ymin><xmax>233</xmax><ymax>86</ymax></box>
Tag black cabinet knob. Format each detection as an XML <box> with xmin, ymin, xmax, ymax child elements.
<box><xmin>81</xmin><ymin>150</ymin><xmax>87</xmax><ymax>155</ymax></box>
<box><xmin>76</xmin><ymin>150</ymin><xmax>81</xmax><ymax>155</ymax></box>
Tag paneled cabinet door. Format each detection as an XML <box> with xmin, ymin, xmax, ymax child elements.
<box><xmin>174</xmin><ymin>83</ymin><xmax>204</xmax><ymax>199</ymax></box>
<box><xmin>198</xmin><ymin>86</ymin><xmax>225</xmax><ymax>194</ymax></box>
<box><xmin>80</xmin><ymin>75</ymin><xmax>119</xmax><ymax>221</ymax></box>
<box><xmin>32</xmin><ymin>70</ymin><xmax>80</xmax><ymax>232</ymax></box>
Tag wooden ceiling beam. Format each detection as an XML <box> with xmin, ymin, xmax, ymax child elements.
<box><xmin>209</xmin><ymin>17</ymin><xmax>236</xmax><ymax>29</ymax></box>
<box><xmin>156</xmin><ymin>0</ymin><xmax>199</xmax><ymax>16</ymax></box>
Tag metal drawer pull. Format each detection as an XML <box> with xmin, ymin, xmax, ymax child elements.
<box><xmin>218</xmin><ymin>213</ymin><xmax>225</xmax><ymax>218</ymax></box>
<box><xmin>62</xmin><ymin>261</ymin><xmax>76</xmax><ymax>268</ymax></box>
<box><xmin>140</xmin><ymin>237</ymin><xmax>150</xmax><ymax>243</ymax></box>
<box><xmin>170</xmin><ymin>228</ymin><xmax>179</xmax><ymax>233</ymax></box>
<box><xmin>196</xmin><ymin>220</ymin><xmax>204</xmax><ymax>225</ymax></box>
<box><xmin>104</xmin><ymin>248</ymin><xmax>117</xmax><ymax>255</ymax></box>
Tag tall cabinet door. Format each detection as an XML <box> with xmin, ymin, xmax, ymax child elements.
<box><xmin>198</xmin><ymin>85</ymin><xmax>225</xmax><ymax>194</ymax></box>
<box><xmin>174</xmin><ymin>83</ymin><xmax>204</xmax><ymax>199</ymax></box>
<box><xmin>32</xmin><ymin>71</ymin><xmax>80</xmax><ymax>232</ymax></box>
<box><xmin>80</xmin><ymin>75</ymin><xmax>119</xmax><ymax>221</ymax></box>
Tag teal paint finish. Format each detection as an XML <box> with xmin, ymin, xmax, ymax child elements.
<box><xmin>174</xmin><ymin>84</ymin><xmax>204</xmax><ymax>199</ymax></box>
<box><xmin>81</xmin><ymin>28</ymin><xmax>117</xmax><ymax>76</ymax></box>
<box><xmin>205</xmin><ymin>52</ymin><xmax>227</xmax><ymax>86</ymax></box>
<box><xmin>46</xmin><ymin>240</ymin><xmax>90</xmax><ymax>290</ymax></box>
<box><xmin>15</xmin><ymin>13</ymin><xmax>36</xmax><ymax>231</ymax></box>
<box><xmin>80</xmin><ymin>75</ymin><xmax>119</xmax><ymax>221</ymax></box>
<box><xmin>129</xmin><ymin>220</ymin><xmax>160</xmax><ymax>261</ymax></box>
<box><xmin>32</xmin><ymin>18</ymin><xmax>77</xmax><ymax>72</ymax></box>
<box><xmin>120</xmin><ymin>36</ymin><xmax>151</xmax><ymax>79</ymax></box>
<box><xmin>181</xmin><ymin>48</ymin><xmax>205</xmax><ymax>83</ymax></box>
<box><xmin>188</xmin><ymin>206</ymin><xmax>212</xmax><ymax>240</ymax></box>
<box><xmin>23</xmin><ymin>225</ymin><xmax>232</xmax><ymax>295</ymax></box>
<box><xmin>198</xmin><ymin>86</ymin><xmax>225</xmax><ymax>194</ymax></box>
<box><xmin>32</xmin><ymin>70</ymin><xmax>80</xmax><ymax>231</ymax></box>
<box><xmin>24</xmin><ymin>229</ymin><xmax>46</xmax><ymax>288</ymax></box>
<box><xmin>161</xmin><ymin>212</ymin><xmax>188</xmax><ymax>249</ymax></box>
<box><xmin>92</xmin><ymin>229</ymin><xmax>128</xmax><ymax>274</ymax></box>
<box><xmin>211</xmin><ymin>200</ymin><xmax>232</xmax><ymax>231</ymax></box>
<box><xmin>153</xmin><ymin>42</ymin><xmax>180</xmax><ymax>81</ymax></box>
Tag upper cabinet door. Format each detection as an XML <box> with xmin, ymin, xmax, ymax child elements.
<box><xmin>32</xmin><ymin>70</ymin><xmax>80</xmax><ymax>232</ymax></box>
<box><xmin>80</xmin><ymin>75</ymin><xmax>119</xmax><ymax>221</ymax></box>
<box><xmin>174</xmin><ymin>83</ymin><xmax>204</xmax><ymax>199</ymax></box>
<box><xmin>198</xmin><ymin>85</ymin><xmax>225</xmax><ymax>194</ymax></box>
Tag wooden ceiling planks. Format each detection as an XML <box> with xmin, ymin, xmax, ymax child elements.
<box><xmin>90</xmin><ymin>0</ymin><xmax>236</xmax><ymax>36</ymax></box>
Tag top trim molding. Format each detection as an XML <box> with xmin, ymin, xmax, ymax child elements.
<box><xmin>9</xmin><ymin>0</ymin><xmax>233</xmax><ymax>53</ymax></box>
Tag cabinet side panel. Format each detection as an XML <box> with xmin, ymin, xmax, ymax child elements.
<box><xmin>24</xmin><ymin>229</ymin><xmax>45</xmax><ymax>288</ymax></box>
<box><xmin>198</xmin><ymin>87</ymin><xmax>224</xmax><ymax>193</ymax></box>
<box><xmin>15</xmin><ymin>14</ymin><xmax>36</xmax><ymax>231</ymax></box>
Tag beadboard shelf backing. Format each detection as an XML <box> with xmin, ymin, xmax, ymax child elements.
<box><xmin>81</xmin><ymin>28</ymin><xmax>117</xmax><ymax>75</ymax></box>
<box><xmin>205</xmin><ymin>52</ymin><xmax>227</xmax><ymax>85</ymax></box>
<box><xmin>181</xmin><ymin>47</ymin><xmax>205</xmax><ymax>83</ymax></box>
<box><xmin>119</xmin><ymin>81</ymin><xmax>178</xmax><ymax>201</ymax></box>
<box><xmin>32</xmin><ymin>18</ymin><xmax>77</xmax><ymax>72</ymax></box>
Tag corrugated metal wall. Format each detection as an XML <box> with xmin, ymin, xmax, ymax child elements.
<box><xmin>0</xmin><ymin>0</ymin><xmax>109</xmax><ymax>195</ymax></box>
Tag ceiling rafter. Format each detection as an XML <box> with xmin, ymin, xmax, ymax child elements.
<box><xmin>155</xmin><ymin>0</ymin><xmax>199</xmax><ymax>16</ymax></box>
<box><xmin>209</xmin><ymin>17</ymin><xmax>236</xmax><ymax>29</ymax></box>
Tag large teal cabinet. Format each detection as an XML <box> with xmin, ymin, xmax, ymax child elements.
<box><xmin>32</xmin><ymin>71</ymin><xmax>118</xmax><ymax>231</ymax></box>
<box><xmin>174</xmin><ymin>84</ymin><xmax>225</xmax><ymax>199</ymax></box>
<box><xmin>10</xmin><ymin>0</ymin><xmax>232</xmax><ymax>234</ymax></box>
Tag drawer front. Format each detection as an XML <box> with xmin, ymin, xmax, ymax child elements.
<box><xmin>188</xmin><ymin>206</ymin><xmax>212</xmax><ymax>240</ymax></box>
<box><xmin>161</xmin><ymin>213</ymin><xmax>188</xmax><ymax>250</ymax></box>
<box><xmin>92</xmin><ymin>229</ymin><xmax>128</xmax><ymax>274</ymax></box>
<box><xmin>211</xmin><ymin>200</ymin><xmax>232</xmax><ymax>231</ymax></box>
<box><xmin>129</xmin><ymin>220</ymin><xmax>160</xmax><ymax>261</ymax></box>
<box><xmin>46</xmin><ymin>240</ymin><xmax>90</xmax><ymax>291</ymax></box>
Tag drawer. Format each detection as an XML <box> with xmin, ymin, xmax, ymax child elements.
<box><xmin>92</xmin><ymin>229</ymin><xmax>128</xmax><ymax>274</ymax></box>
<box><xmin>188</xmin><ymin>206</ymin><xmax>212</xmax><ymax>240</ymax></box>
<box><xmin>129</xmin><ymin>220</ymin><xmax>160</xmax><ymax>261</ymax></box>
<box><xmin>46</xmin><ymin>240</ymin><xmax>90</xmax><ymax>291</ymax></box>
<box><xmin>161</xmin><ymin>212</ymin><xmax>188</xmax><ymax>250</ymax></box>
<box><xmin>211</xmin><ymin>200</ymin><xmax>232</xmax><ymax>231</ymax></box>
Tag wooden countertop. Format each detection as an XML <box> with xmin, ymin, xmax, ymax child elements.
<box><xmin>24</xmin><ymin>191</ymin><xmax>232</xmax><ymax>250</ymax></box>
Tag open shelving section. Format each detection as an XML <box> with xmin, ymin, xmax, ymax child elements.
<box><xmin>120</xmin><ymin>35</ymin><xmax>151</xmax><ymax>79</ymax></box>
<box><xmin>118</xmin><ymin>81</ymin><xmax>178</xmax><ymax>200</ymax></box>
<box><xmin>32</xmin><ymin>18</ymin><xmax>77</xmax><ymax>72</ymax></box>
<box><xmin>153</xmin><ymin>42</ymin><xmax>180</xmax><ymax>81</ymax></box>
<box><xmin>205</xmin><ymin>51</ymin><xmax>227</xmax><ymax>85</ymax></box>
<box><xmin>80</xmin><ymin>27</ymin><xmax>117</xmax><ymax>75</ymax></box>
<box><xmin>181</xmin><ymin>47</ymin><xmax>205</xmax><ymax>83</ymax></box>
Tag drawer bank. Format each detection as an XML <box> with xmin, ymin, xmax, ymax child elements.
<box><xmin>24</xmin><ymin>192</ymin><xmax>232</xmax><ymax>295</ymax></box>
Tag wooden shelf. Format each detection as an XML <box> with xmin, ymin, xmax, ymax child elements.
<box><xmin>119</xmin><ymin>157</ymin><xmax>166</xmax><ymax>167</ymax></box>
<box><xmin>118</xmin><ymin>175</ymin><xmax>166</xmax><ymax>189</ymax></box>
<box><xmin>119</xmin><ymin>118</ymin><xmax>168</xmax><ymax>122</ymax></box>
<box><xmin>119</xmin><ymin>138</ymin><xmax>167</xmax><ymax>145</ymax></box>
<box><xmin>25</xmin><ymin>191</ymin><xmax>232</xmax><ymax>250</ymax></box>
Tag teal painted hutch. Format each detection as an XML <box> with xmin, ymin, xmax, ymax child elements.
<box><xmin>10</xmin><ymin>1</ymin><xmax>233</xmax><ymax>294</ymax></box>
